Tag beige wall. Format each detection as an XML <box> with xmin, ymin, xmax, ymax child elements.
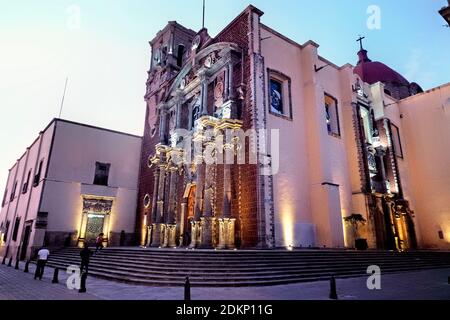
<box><xmin>261</xmin><ymin>25</ymin><xmax>353</xmax><ymax>248</ymax></box>
<box><xmin>0</xmin><ymin>122</ymin><xmax>55</xmax><ymax>260</ymax></box>
<box><xmin>0</xmin><ymin>119</ymin><xmax>142</xmax><ymax>260</ymax></box>
<box><xmin>399</xmin><ymin>84</ymin><xmax>450</xmax><ymax>249</ymax></box>
<box><xmin>259</xmin><ymin>22</ymin><xmax>450</xmax><ymax>250</ymax></box>
<box><xmin>41</xmin><ymin>120</ymin><xmax>142</xmax><ymax>244</ymax></box>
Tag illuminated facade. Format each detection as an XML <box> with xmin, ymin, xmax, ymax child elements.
<box><xmin>137</xmin><ymin>5</ymin><xmax>450</xmax><ymax>250</ymax></box>
<box><xmin>0</xmin><ymin>119</ymin><xmax>142</xmax><ymax>260</ymax></box>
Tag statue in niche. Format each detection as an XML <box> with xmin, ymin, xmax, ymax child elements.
<box><xmin>169</xmin><ymin>111</ymin><xmax>176</xmax><ymax>132</ymax></box>
<box><xmin>191</xmin><ymin>104</ymin><xmax>201</xmax><ymax>129</ymax></box>
<box><xmin>214</xmin><ymin>81</ymin><xmax>224</xmax><ymax>108</ymax></box>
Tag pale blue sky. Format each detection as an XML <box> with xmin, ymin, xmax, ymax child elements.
<box><xmin>0</xmin><ymin>0</ymin><xmax>449</xmax><ymax>192</ymax></box>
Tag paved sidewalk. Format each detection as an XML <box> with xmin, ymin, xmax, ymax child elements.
<box><xmin>0</xmin><ymin>262</ymin><xmax>98</xmax><ymax>300</ymax></box>
<box><xmin>81</xmin><ymin>268</ymin><xmax>450</xmax><ymax>300</ymax></box>
<box><xmin>1</xmin><ymin>261</ymin><xmax>449</xmax><ymax>300</ymax></box>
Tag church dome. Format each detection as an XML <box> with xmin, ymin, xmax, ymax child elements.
<box><xmin>353</xmin><ymin>49</ymin><xmax>422</xmax><ymax>99</ymax></box>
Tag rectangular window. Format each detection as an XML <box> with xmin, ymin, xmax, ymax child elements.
<box><xmin>94</xmin><ymin>162</ymin><xmax>111</xmax><ymax>186</ymax></box>
<box><xmin>268</xmin><ymin>69</ymin><xmax>292</xmax><ymax>120</ymax></box>
<box><xmin>33</xmin><ymin>160</ymin><xmax>44</xmax><ymax>187</ymax></box>
<box><xmin>1</xmin><ymin>188</ymin><xmax>7</xmax><ymax>207</ymax></box>
<box><xmin>10</xmin><ymin>181</ymin><xmax>17</xmax><ymax>202</ymax></box>
<box><xmin>12</xmin><ymin>217</ymin><xmax>20</xmax><ymax>242</ymax></box>
<box><xmin>3</xmin><ymin>221</ymin><xmax>10</xmax><ymax>242</ymax></box>
<box><xmin>390</xmin><ymin>123</ymin><xmax>404</xmax><ymax>158</ymax></box>
<box><xmin>22</xmin><ymin>170</ymin><xmax>32</xmax><ymax>194</ymax></box>
<box><xmin>325</xmin><ymin>94</ymin><xmax>341</xmax><ymax>137</ymax></box>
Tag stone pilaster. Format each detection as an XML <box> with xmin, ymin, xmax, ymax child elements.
<box><xmin>166</xmin><ymin>225</ymin><xmax>177</xmax><ymax>248</ymax></box>
<box><xmin>179</xmin><ymin>201</ymin><xmax>187</xmax><ymax>246</ymax></box>
<box><xmin>222</xmin><ymin>163</ymin><xmax>232</xmax><ymax>219</ymax></box>
<box><xmin>200</xmin><ymin>217</ymin><xmax>216</xmax><ymax>249</ymax></box>
<box><xmin>200</xmin><ymin>73</ymin><xmax>209</xmax><ymax>116</ymax></box>
<box><xmin>217</xmin><ymin>218</ymin><xmax>236</xmax><ymax>250</ymax></box>
<box><xmin>189</xmin><ymin>221</ymin><xmax>202</xmax><ymax>248</ymax></box>
<box><xmin>152</xmin><ymin>162</ymin><xmax>167</xmax><ymax>247</ymax></box>
<box><xmin>167</xmin><ymin>168</ymin><xmax>179</xmax><ymax>226</ymax></box>
<box><xmin>150</xmin><ymin>167</ymin><xmax>160</xmax><ymax>223</ymax></box>
<box><xmin>216</xmin><ymin>119</ymin><xmax>243</xmax><ymax>249</ymax></box>
<box><xmin>151</xmin><ymin>223</ymin><xmax>165</xmax><ymax>248</ymax></box>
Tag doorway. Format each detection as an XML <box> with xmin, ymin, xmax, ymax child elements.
<box><xmin>20</xmin><ymin>224</ymin><xmax>32</xmax><ymax>261</ymax></box>
<box><xmin>183</xmin><ymin>185</ymin><xmax>196</xmax><ymax>246</ymax></box>
<box><xmin>85</xmin><ymin>214</ymin><xmax>105</xmax><ymax>244</ymax></box>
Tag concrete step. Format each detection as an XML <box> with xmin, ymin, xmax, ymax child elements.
<box><xmin>43</xmin><ymin>247</ymin><xmax>450</xmax><ymax>287</ymax></box>
<box><xmin>47</xmin><ymin>254</ymin><xmax>449</xmax><ymax>273</ymax></box>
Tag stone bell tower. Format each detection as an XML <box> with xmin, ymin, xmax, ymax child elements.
<box><xmin>146</xmin><ymin>22</ymin><xmax>197</xmax><ymax>101</ymax></box>
<box><xmin>137</xmin><ymin>22</ymin><xmax>196</xmax><ymax>246</ymax></box>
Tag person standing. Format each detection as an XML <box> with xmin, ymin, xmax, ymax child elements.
<box><xmin>80</xmin><ymin>243</ymin><xmax>93</xmax><ymax>274</ymax></box>
<box><xmin>34</xmin><ymin>246</ymin><xmax>50</xmax><ymax>280</ymax></box>
<box><xmin>95</xmin><ymin>233</ymin><xmax>104</xmax><ymax>254</ymax></box>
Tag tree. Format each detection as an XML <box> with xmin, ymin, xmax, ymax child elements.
<box><xmin>343</xmin><ymin>214</ymin><xmax>367</xmax><ymax>240</ymax></box>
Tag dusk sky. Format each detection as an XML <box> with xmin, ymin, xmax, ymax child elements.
<box><xmin>1</xmin><ymin>0</ymin><xmax>449</xmax><ymax>192</ymax></box>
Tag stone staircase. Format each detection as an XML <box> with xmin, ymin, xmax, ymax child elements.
<box><xmin>45</xmin><ymin>247</ymin><xmax>450</xmax><ymax>287</ymax></box>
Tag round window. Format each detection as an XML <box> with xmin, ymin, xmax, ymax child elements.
<box><xmin>143</xmin><ymin>194</ymin><xmax>151</xmax><ymax>208</ymax></box>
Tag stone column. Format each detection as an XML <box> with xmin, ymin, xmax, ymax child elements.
<box><xmin>179</xmin><ymin>201</ymin><xmax>187</xmax><ymax>246</ymax></box>
<box><xmin>200</xmin><ymin>73</ymin><xmax>209</xmax><ymax>116</ymax></box>
<box><xmin>200</xmin><ymin>143</ymin><xmax>215</xmax><ymax>248</ymax></box>
<box><xmin>147</xmin><ymin>167</ymin><xmax>160</xmax><ymax>246</ymax></box>
<box><xmin>150</xmin><ymin>167</ymin><xmax>160</xmax><ymax>222</ymax></box>
<box><xmin>227</xmin><ymin>59</ymin><xmax>235</xmax><ymax>101</ymax></box>
<box><xmin>218</xmin><ymin>138</ymin><xmax>236</xmax><ymax>249</ymax></box>
<box><xmin>164</xmin><ymin>166</ymin><xmax>179</xmax><ymax>248</ymax></box>
<box><xmin>162</xmin><ymin>169</ymin><xmax>171</xmax><ymax>248</ymax></box>
<box><xmin>189</xmin><ymin>168</ymin><xmax>205</xmax><ymax>248</ymax></box>
<box><xmin>218</xmin><ymin>218</ymin><xmax>236</xmax><ymax>250</ymax></box>
<box><xmin>190</xmin><ymin>162</ymin><xmax>205</xmax><ymax>248</ymax></box>
<box><xmin>151</xmin><ymin>164</ymin><xmax>167</xmax><ymax>247</ymax></box>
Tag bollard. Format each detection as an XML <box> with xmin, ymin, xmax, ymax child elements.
<box><xmin>184</xmin><ymin>276</ymin><xmax>191</xmax><ymax>301</ymax></box>
<box><xmin>8</xmin><ymin>257</ymin><xmax>13</xmax><ymax>267</ymax></box>
<box><xmin>79</xmin><ymin>272</ymin><xmax>87</xmax><ymax>293</ymax></box>
<box><xmin>52</xmin><ymin>268</ymin><xmax>60</xmax><ymax>284</ymax></box>
<box><xmin>329</xmin><ymin>276</ymin><xmax>338</xmax><ymax>300</ymax></box>
<box><xmin>24</xmin><ymin>260</ymin><xmax>30</xmax><ymax>273</ymax></box>
<box><xmin>14</xmin><ymin>259</ymin><xmax>19</xmax><ymax>270</ymax></box>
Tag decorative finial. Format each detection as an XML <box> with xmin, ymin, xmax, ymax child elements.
<box><xmin>357</xmin><ymin>35</ymin><xmax>366</xmax><ymax>51</ymax></box>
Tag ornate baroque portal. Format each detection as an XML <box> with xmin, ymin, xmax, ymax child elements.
<box><xmin>143</xmin><ymin>38</ymin><xmax>249</xmax><ymax>250</ymax></box>
<box><xmin>78</xmin><ymin>197</ymin><xmax>113</xmax><ymax>246</ymax></box>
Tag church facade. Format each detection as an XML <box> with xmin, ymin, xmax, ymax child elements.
<box><xmin>136</xmin><ymin>5</ymin><xmax>450</xmax><ymax>251</ymax></box>
<box><xmin>2</xmin><ymin>5</ymin><xmax>448</xmax><ymax>258</ymax></box>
